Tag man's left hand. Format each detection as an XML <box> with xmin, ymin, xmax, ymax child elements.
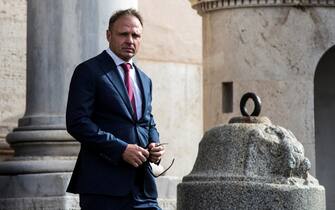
<box><xmin>148</xmin><ymin>143</ymin><xmax>165</xmax><ymax>163</ymax></box>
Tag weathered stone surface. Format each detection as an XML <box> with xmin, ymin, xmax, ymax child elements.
<box><xmin>0</xmin><ymin>173</ymin><xmax>79</xmax><ymax>210</ymax></box>
<box><xmin>177</xmin><ymin>118</ymin><xmax>325</xmax><ymax>210</ymax></box>
<box><xmin>178</xmin><ymin>181</ymin><xmax>324</xmax><ymax>210</ymax></box>
<box><xmin>0</xmin><ymin>196</ymin><xmax>79</xmax><ymax>210</ymax></box>
<box><xmin>190</xmin><ymin>0</ymin><xmax>335</xmax><ymax>13</ymax></box>
<box><xmin>0</xmin><ymin>173</ymin><xmax>180</xmax><ymax>210</ymax></box>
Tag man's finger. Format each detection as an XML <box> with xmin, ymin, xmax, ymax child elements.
<box><xmin>148</xmin><ymin>143</ymin><xmax>156</xmax><ymax>150</ymax></box>
<box><xmin>134</xmin><ymin>157</ymin><xmax>143</xmax><ymax>166</ymax></box>
<box><xmin>138</xmin><ymin>147</ymin><xmax>150</xmax><ymax>158</ymax></box>
<box><xmin>132</xmin><ymin>162</ymin><xmax>139</xmax><ymax>168</ymax></box>
<box><xmin>150</xmin><ymin>151</ymin><xmax>161</xmax><ymax>157</ymax></box>
<box><xmin>138</xmin><ymin>152</ymin><xmax>147</xmax><ymax>162</ymax></box>
<box><xmin>149</xmin><ymin>156</ymin><xmax>160</xmax><ymax>163</ymax></box>
<box><xmin>150</xmin><ymin>146</ymin><xmax>164</xmax><ymax>152</ymax></box>
<box><xmin>150</xmin><ymin>149</ymin><xmax>165</xmax><ymax>156</ymax></box>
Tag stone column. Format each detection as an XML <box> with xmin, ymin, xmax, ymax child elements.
<box><xmin>0</xmin><ymin>1</ymin><xmax>137</xmax><ymax>209</ymax></box>
<box><xmin>189</xmin><ymin>0</ymin><xmax>335</xmax><ymax>176</ymax></box>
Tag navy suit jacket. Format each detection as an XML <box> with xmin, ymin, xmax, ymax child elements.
<box><xmin>66</xmin><ymin>51</ymin><xmax>159</xmax><ymax>197</ymax></box>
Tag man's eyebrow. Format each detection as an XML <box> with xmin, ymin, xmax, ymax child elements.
<box><xmin>118</xmin><ymin>31</ymin><xmax>129</xmax><ymax>35</ymax></box>
<box><xmin>117</xmin><ymin>31</ymin><xmax>141</xmax><ymax>36</ymax></box>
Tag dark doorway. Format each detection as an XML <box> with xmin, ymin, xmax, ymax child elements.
<box><xmin>315</xmin><ymin>45</ymin><xmax>335</xmax><ymax>209</ymax></box>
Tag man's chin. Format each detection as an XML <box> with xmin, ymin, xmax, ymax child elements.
<box><xmin>121</xmin><ymin>53</ymin><xmax>135</xmax><ymax>61</ymax></box>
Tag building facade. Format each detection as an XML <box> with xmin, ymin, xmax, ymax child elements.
<box><xmin>1</xmin><ymin>0</ymin><xmax>334</xmax><ymax>209</ymax></box>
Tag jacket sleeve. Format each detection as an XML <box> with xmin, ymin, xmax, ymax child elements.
<box><xmin>66</xmin><ymin>63</ymin><xmax>128</xmax><ymax>163</ymax></box>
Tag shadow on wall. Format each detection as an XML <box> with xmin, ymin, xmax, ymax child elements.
<box><xmin>314</xmin><ymin>44</ymin><xmax>335</xmax><ymax>210</ymax></box>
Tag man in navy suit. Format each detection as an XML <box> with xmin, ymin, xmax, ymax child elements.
<box><xmin>66</xmin><ymin>9</ymin><xmax>164</xmax><ymax>210</ymax></box>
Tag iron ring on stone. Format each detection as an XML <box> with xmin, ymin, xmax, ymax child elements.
<box><xmin>240</xmin><ymin>92</ymin><xmax>261</xmax><ymax>117</ymax></box>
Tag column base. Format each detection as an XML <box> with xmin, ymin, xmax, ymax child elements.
<box><xmin>0</xmin><ymin>157</ymin><xmax>76</xmax><ymax>174</ymax></box>
<box><xmin>0</xmin><ymin>128</ymin><xmax>79</xmax><ymax>175</ymax></box>
<box><xmin>6</xmin><ymin>129</ymin><xmax>79</xmax><ymax>157</ymax></box>
<box><xmin>0</xmin><ymin>172</ymin><xmax>79</xmax><ymax>210</ymax></box>
<box><xmin>0</xmin><ymin>174</ymin><xmax>181</xmax><ymax>210</ymax></box>
<box><xmin>0</xmin><ymin>195</ymin><xmax>79</xmax><ymax>210</ymax></box>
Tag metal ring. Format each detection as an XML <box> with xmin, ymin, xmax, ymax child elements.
<box><xmin>240</xmin><ymin>92</ymin><xmax>261</xmax><ymax>117</ymax></box>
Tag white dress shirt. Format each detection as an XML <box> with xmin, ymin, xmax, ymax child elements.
<box><xmin>106</xmin><ymin>48</ymin><xmax>142</xmax><ymax>120</ymax></box>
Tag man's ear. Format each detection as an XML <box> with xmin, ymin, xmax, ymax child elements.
<box><xmin>106</xmin><ymin>29</ymin><xmax>111</xmax><ymax>41</ymax></box>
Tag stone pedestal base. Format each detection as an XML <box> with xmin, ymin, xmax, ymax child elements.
<box><xmin>0</xmin><ymin>172</ymin><xmax>78</xmax><ymax>210</ymax></box>
<box><xmin>0</xmin><ymin>173</ymin><xmax>180</xmax><ymax>210</ymax></box>
<box><xmin>178</xmin><ymin>180</ymin><xmax>326</xmax><ymax>210</ymax></box>
<box><xmin>0</xmin><ymin>195</ymin><xmax>79</xmax><ymax>210</ymax></box>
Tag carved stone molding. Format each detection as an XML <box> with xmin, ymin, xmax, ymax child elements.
<box><xmin>190</xmin><ymin>0</ymin><xmax>335</xmax><ymax>13</ymax></box>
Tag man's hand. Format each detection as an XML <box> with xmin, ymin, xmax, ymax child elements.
<box><xmin>148</xmin><ymin>143</ymin><xmax>165</xmax><ymax>163</ymax></box>
<box><xmin>122</xmin><ymin>144</ymin><xmax>149</xmax><ymax>167</ymax></box>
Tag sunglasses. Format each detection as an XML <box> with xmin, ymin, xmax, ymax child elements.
<box><xmin>147</xmin><ymin>143</ymin><xmax>175</xmax><ymax>178</ymax></box>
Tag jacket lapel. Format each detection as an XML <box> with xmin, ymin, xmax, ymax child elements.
<box><xmin>134</xmin><ymin>64</ymin><xmax>149</xmax><ymax>120</ymax></box>
<box><xmin>97</xmin><ymin>51</ymin><xmax>134</xmax><ymax>119</ymax></box>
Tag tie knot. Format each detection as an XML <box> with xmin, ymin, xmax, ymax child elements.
<box><xmin>121</xmin><ymin>63</ymin><xmax>132</xmax><ymax>72</ymax></box>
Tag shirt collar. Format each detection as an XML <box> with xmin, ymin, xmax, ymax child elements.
<box><xmin>106</xmin><ymin>48</ymin><xmax>133</xmax><ymax>67</ymax></box>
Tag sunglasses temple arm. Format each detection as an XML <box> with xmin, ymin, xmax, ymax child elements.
<box><xmin>152</xmin><ymin>158</ymin><xmax>175</xmax><ymax>178</ymax></box>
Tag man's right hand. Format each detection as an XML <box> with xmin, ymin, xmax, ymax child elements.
<box><xmin>122</xmin><ymin>144</ymin><xmax>149</xmax><ymax>168</ymax></box>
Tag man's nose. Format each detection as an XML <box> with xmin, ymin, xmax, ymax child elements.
<box><xmin>125</xmin><ymin>35</ymin><xmax>134</xmax><ymax>43</ymax></box>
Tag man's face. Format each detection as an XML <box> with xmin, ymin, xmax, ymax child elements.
<box><xmin>107</xmin><ymin>15</ymin><xmax>142</xmax><ymax>62</ymax></box>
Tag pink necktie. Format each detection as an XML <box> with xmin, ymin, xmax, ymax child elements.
<box><xmin>121</xmin><ymin>63</ymin><xmax>137</xmax><ymax>118</ymax></box>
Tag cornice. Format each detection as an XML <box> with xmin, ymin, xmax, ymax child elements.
<box><xmin>190</xmin><ymin>0</ymin><xmax>335</xmax><ymax>13</ymax></box>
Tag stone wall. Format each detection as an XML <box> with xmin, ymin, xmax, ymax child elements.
<box><xmin>0</xmin><ymin>0</ymin><xmax>27</xmax><ymax>159</ymax></box>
